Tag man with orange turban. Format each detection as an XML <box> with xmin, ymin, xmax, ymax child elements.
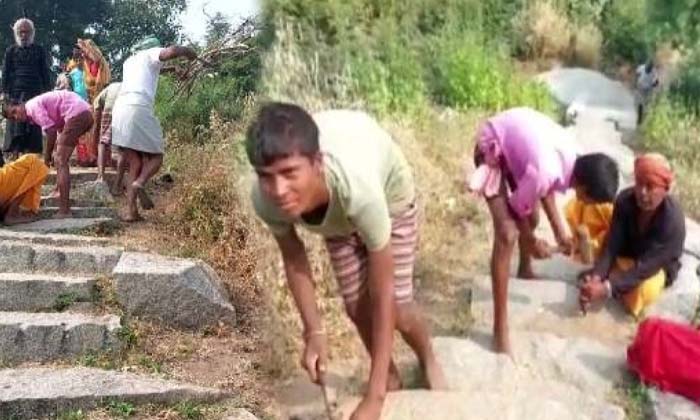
<box><xmin>579</xmin><ymin>153</ymin><xmax>686</xmax><ymax>317</ymax></box>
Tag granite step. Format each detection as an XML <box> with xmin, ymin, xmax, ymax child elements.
<box><xmin>0</xmin><ymin>312</ymin><xmax>121</xmax><ymax>364</ymax></box>
<box><xmin>37</xmin><ymin>206</ymin><xmax>117</xmax><ymax>220</ymax></box>
<box><xmin>45</xmin><ymin>168</ymin><xmax>116</xmax><ymax>186</ymax></box>
<box><xmin>0</xmin><ymin>240</ymin><xmax>121</xmax><ymax>275</ymax></box>
<box><xmin>0</xmin><ymin>367</ymin><xmax>228</xmax><ymax>418</ymax></box>
<box><xmin>4</xmin><ymin>217</ymin><xmax>117</xmax><ymax>235</ymax></box>
<box><xmin>0</xmin><ymin>273</ymin><xmax>96</xmax><ymax>312</ymax></box>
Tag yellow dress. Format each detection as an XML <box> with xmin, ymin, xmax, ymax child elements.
<box><xmin>565</xmin><ymin>197</ymin><xmax>614</xmax><ymax>261</ymax></box>
<box><xmin>613</xmin><ymin>257</ymin><xmax>666</xmax><ymax>318</ymax></box>
<box><xmin>0</xmin><ymin>154</ymin><xmax>49</xmax><ymax>213</ymax></box>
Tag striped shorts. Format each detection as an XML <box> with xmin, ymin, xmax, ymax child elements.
<box><xmin>325</xmin><ymin>202</ymin><xmax>418</xmax><ymax>306</ymax></box>
<box><xmin>99</xmin><ymin>110</ymin><xmax>113</xmax><ymax>145</ymax></box>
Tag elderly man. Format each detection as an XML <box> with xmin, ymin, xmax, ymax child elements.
<box><xmin>111</xmin><ymin>37</ymin><xmax>197</xmax><ymax>222</ymax></box>
<box><xmin>579</xmin><ymin>153</ymin><xmax>686</xmax><ymax>317</ymax></box>
<box><xmin>1</xmin><ymin>18</ymin><xmax>51</xmax><ymax>158</ymax></box>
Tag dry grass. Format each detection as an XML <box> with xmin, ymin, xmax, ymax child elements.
<box><xmin>514</xmin><ymin>0</ymin><xmax>603</xmax><ymax>69</ymax></box>
<box><xmin>515</xmin><ymin>0</ymin><xmax>573</xmax><ymax>65</ymax></box>
<box><xmin>572</xmin><ymin>23</ymin><xmax>603</xmax><ymax>68</ymax></box>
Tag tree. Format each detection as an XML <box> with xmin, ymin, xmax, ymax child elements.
<box><xmin>205</xmin><ymin>12</ymin><xmax>232</xmax><ymax>47</ymax></box>
<box><xmin>95</xmin><ymin>0</ymin><xmax>188</xmax><ymax>75</ymax></box>
<box><xmin>0</xmin><ymin>0</ymin><xmax>110</xmax><ymax>59</ymax></box>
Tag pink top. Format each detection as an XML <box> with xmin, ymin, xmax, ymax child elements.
<box><xmin>476</xmin><ymin>107</ymin><xmax>578</xmax><ymax>218</ymax></box>
<box><xmin>25</xmin><ymin>90</ymin><xmax>90</xmax><ymax>133</ymax></box>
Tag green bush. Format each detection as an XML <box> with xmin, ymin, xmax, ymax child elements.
<box><xmin>430</xmin><ymin>32</ymin><xmax>558</xmax><ymax>114</ymax></box>
<box><xmin>669</xmin><ymin>48</ymin><xmax>700</xmax><ymax>113</ymax></box>
<box><xmin>600</xmin><ymin>0</ymin><xmax>649</xmax><ymax>63</ymax></box>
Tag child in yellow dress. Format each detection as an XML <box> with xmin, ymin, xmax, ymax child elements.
<box><xmin>565</xmin><ymin>153</ymin><xmax>619</xmax><ymax>264</ymax></box>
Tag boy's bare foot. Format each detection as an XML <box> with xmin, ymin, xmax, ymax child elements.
<box><xmin>423</xmin><ymin>357</ymin><xmax>448</xmax><ymax>390</ymax></box>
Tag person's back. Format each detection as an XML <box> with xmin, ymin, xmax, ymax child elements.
<box><xmin>118</xmin><ymin>48</ymin><xmax>164</xmax><ymax>106</ymax></box>
<box><xmin>26</xmin><ymin>90</ymin><xmax>89</xmax><ymax>132</ymax></box>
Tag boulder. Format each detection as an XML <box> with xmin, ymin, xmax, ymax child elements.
<box><xmin>113</xmin><ymin>252</ymin><xmax>236</xmax><ymax>329</ymax></box>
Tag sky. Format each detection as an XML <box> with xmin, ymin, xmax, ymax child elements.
<box><xmin>181</xmin><ymin>0</ymin><xmax>259</xmax><ymax>43</ymax></box>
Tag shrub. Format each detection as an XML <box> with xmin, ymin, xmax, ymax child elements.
<box><xmin>600</xmin><ymin>0</ymin><xmax>649</xmax><ymax>64</ymax></box>
<box><xmin>669</xmin><ymin>47</ymin><xmax>700</xmax><ymax>113</ymax></box>
<box><xmin>430</xmin><ymin>32</ymin><xmax>558</xmax><ymax>114</ymax></box>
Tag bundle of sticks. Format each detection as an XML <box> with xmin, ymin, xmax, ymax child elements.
<box><xmin>165</xmin><ymin>18</ymin><xmax>258</xmax><ymax>98</ymax></box>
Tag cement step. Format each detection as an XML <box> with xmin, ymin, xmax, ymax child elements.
<box><xmin>0</xmin><ymin>240</ymin><xmax>121</xmax><ymax>275</ymax></box>
<box><xmin>0</xmin><ymin>312</ymin><xmax>121</xmax><ymax>363</ymax></box>
<box><xmin>0</xmin><ymin>367</ymin><xmax>228</xmax><ymax>418</ymax></box>
<box><xmin>38</xmin><ymin>206</ymin><xmax>117</xmax><ymax>220</ymax></box>
<box><xmin>0</xmin><ymin>273</ymin><xmax>96</xmax><ymax>311</ymax></box>
<box><xmin>45</xmin><ymin>168</ymin><xmax>116</xmax><ymax>186</ymax></box>
<box><xmin>5</xmin><ymin>217</ymin><xmax>117</xmax><ymax>235</ymax></box>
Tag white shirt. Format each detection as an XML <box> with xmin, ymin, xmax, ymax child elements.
<box><xmin>117</xmin><ymin>48</ymin><xmax>164</xmax><ymax>106</ymax></box>
<box><xmin>636</xmin><ymin>64</ymin><xmax>658</xmax><ymax>94</ymax></box>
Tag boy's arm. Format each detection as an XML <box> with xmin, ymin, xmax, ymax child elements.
<box><xmin>365</xmin><ymin>244</ymin><xmax>395</xmax><ymax>402</ymax></box>
<box><xmin>274</xmin><ymin>228</ymin><xmax>326</xmax><ymax>381</ymax></box>
<box><xmin>541</xmin><ymin>192</ymin><xmax>572</xmax><ymax>251</ymax></box>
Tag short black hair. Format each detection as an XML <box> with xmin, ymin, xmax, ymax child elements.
<box><xmin>245</xmin><ymin>102</ymin><xmax>319</xmax><ymax>167</ymax></box>
<box><xmin>572</xmin><ymin>153</ymin><xmax>619</xmax><ymax>202</ymax></box>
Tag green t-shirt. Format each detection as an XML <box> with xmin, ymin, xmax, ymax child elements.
<box><xmin>252</xmin><ymin>110</ymin><xmax>415</xmax><ymax>251</ymax></box>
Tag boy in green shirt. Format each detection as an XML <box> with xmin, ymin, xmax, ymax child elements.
<box><xmin>248</xmin><ymin>103</ymin><xmax>446</xmax><ymax>420</ymax></box>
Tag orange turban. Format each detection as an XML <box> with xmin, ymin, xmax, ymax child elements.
<box><xmin>634</xmin><ymin>153</ymin><xmax>674</xmax><ymax>190</ymax></box>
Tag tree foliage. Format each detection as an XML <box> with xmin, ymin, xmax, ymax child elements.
<box><xmin>0</xmin><ymin>0</ymin><xmax>110</xmax><ymax>58</ymax></box>
<box><xmin>0</xmin><ymin>0</ymin><xmax>186</xmax><ymax>73</ymax></box>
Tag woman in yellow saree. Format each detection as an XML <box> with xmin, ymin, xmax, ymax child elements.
<box><xmin>0</xmin><ymin>154</ymin><xmax>49</xmax><ymax>225</ymax></box>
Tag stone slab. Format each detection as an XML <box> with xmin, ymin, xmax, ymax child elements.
<box><xmin>650</xmin><ymin>389</ymin><xmax>700</xmax><ymax>420</ymax></box>
<box><xmin>40</xmin><ymin>196</ymin><xmax>108</xmax><ymax>208</ymax></box>
<box><xmin>646</xmin><ymin>254</ymin><xmax>700</xmax><ymax>322</ymax></box>
<box><xmin>0</xmin><ymin>228</ymin><xmax>110</xmax><ymax>246</ymax></box>
<box><xmin>470</xmin><ymin>275</ymin><xmax>636</xmax><ymax>347</ymax></box>
<box><xmin>0</xmin><ymin>241</ymin><xmax>121</xmax><ymax>275</ymax></box>
<box><xmin>0</xmin><ymin>312</ymin><xmax>121</xmax><ymax>363</ymax></box>
<box><xmin>5</xmin><ymin>217</ymin><xmax>117</xmax><ymax>234</ymax></box>
<box><xmin>113</xmin><ymin>253</ymin><xmax>236</xmax><ymax>330</ymax></box>
<box><xmin>38</xmin><ymin>206</ymin><xmax>117</xmax><ymax>220</ymax></box>
<box><xmin>0</xmin><ymin>367</ymin><xmax>228</xmax><ymax>418</ymax></box>
<box><xmin>684</xmin><ymin>218</ymin><xmax>700</xmax><ymax>258</ymax></box>
<box><xmin>0</xmin><ymin>272</ymin><xmax>96</xmax><ymax>311</ymax></box>
<box><xmin>223</xmin><ymin>409</ymin><xmax>260</xmax><ymax>420</ymax></box>
<box><xmin>45</xmin><ymin>168</ymin><xmax>116</xmax><ymax>186</ymax></box>
<box><xmin>434</xmin><ymin>333</ymin><xmax>624</xmax><ymax>395</ymax></box>
<box><xmin>339</xmin><ymin>388</ymin><xmax>624</xmax><ymax>420</ymax></box>
<box><xmin>41</xmin><ymin>180</ymin><xmax>115</xmax><ymax>205</ymax></box>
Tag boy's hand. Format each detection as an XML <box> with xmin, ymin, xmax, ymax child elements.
<box><xmin>350</xmin><ymin>395</ymin><xmax>384</xmax><ymax>420</ymax></box>
<box><xmin>556</xmin><ymin>235</ymin><xmax>574</xmax><ymax>256</ymax></box>
<box><xmin>302</xmin><ymin>332</ymin><xmax>328</xmax><ymax>385</ymax></box>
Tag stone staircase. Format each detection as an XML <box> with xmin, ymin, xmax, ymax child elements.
<box><xmin>0</xmin><ymin>169</ymin><xmax>245</xmax><ymax>419</ymax></box>
<box><xmin>9</xmin><ymin>167</ymin><xmax>119</xmax><ymax>235</ymax></box>
<box><xmin>324</xmin><ymin>81</ymin><xmax>700</xmax><ymax>419</ymax></box>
